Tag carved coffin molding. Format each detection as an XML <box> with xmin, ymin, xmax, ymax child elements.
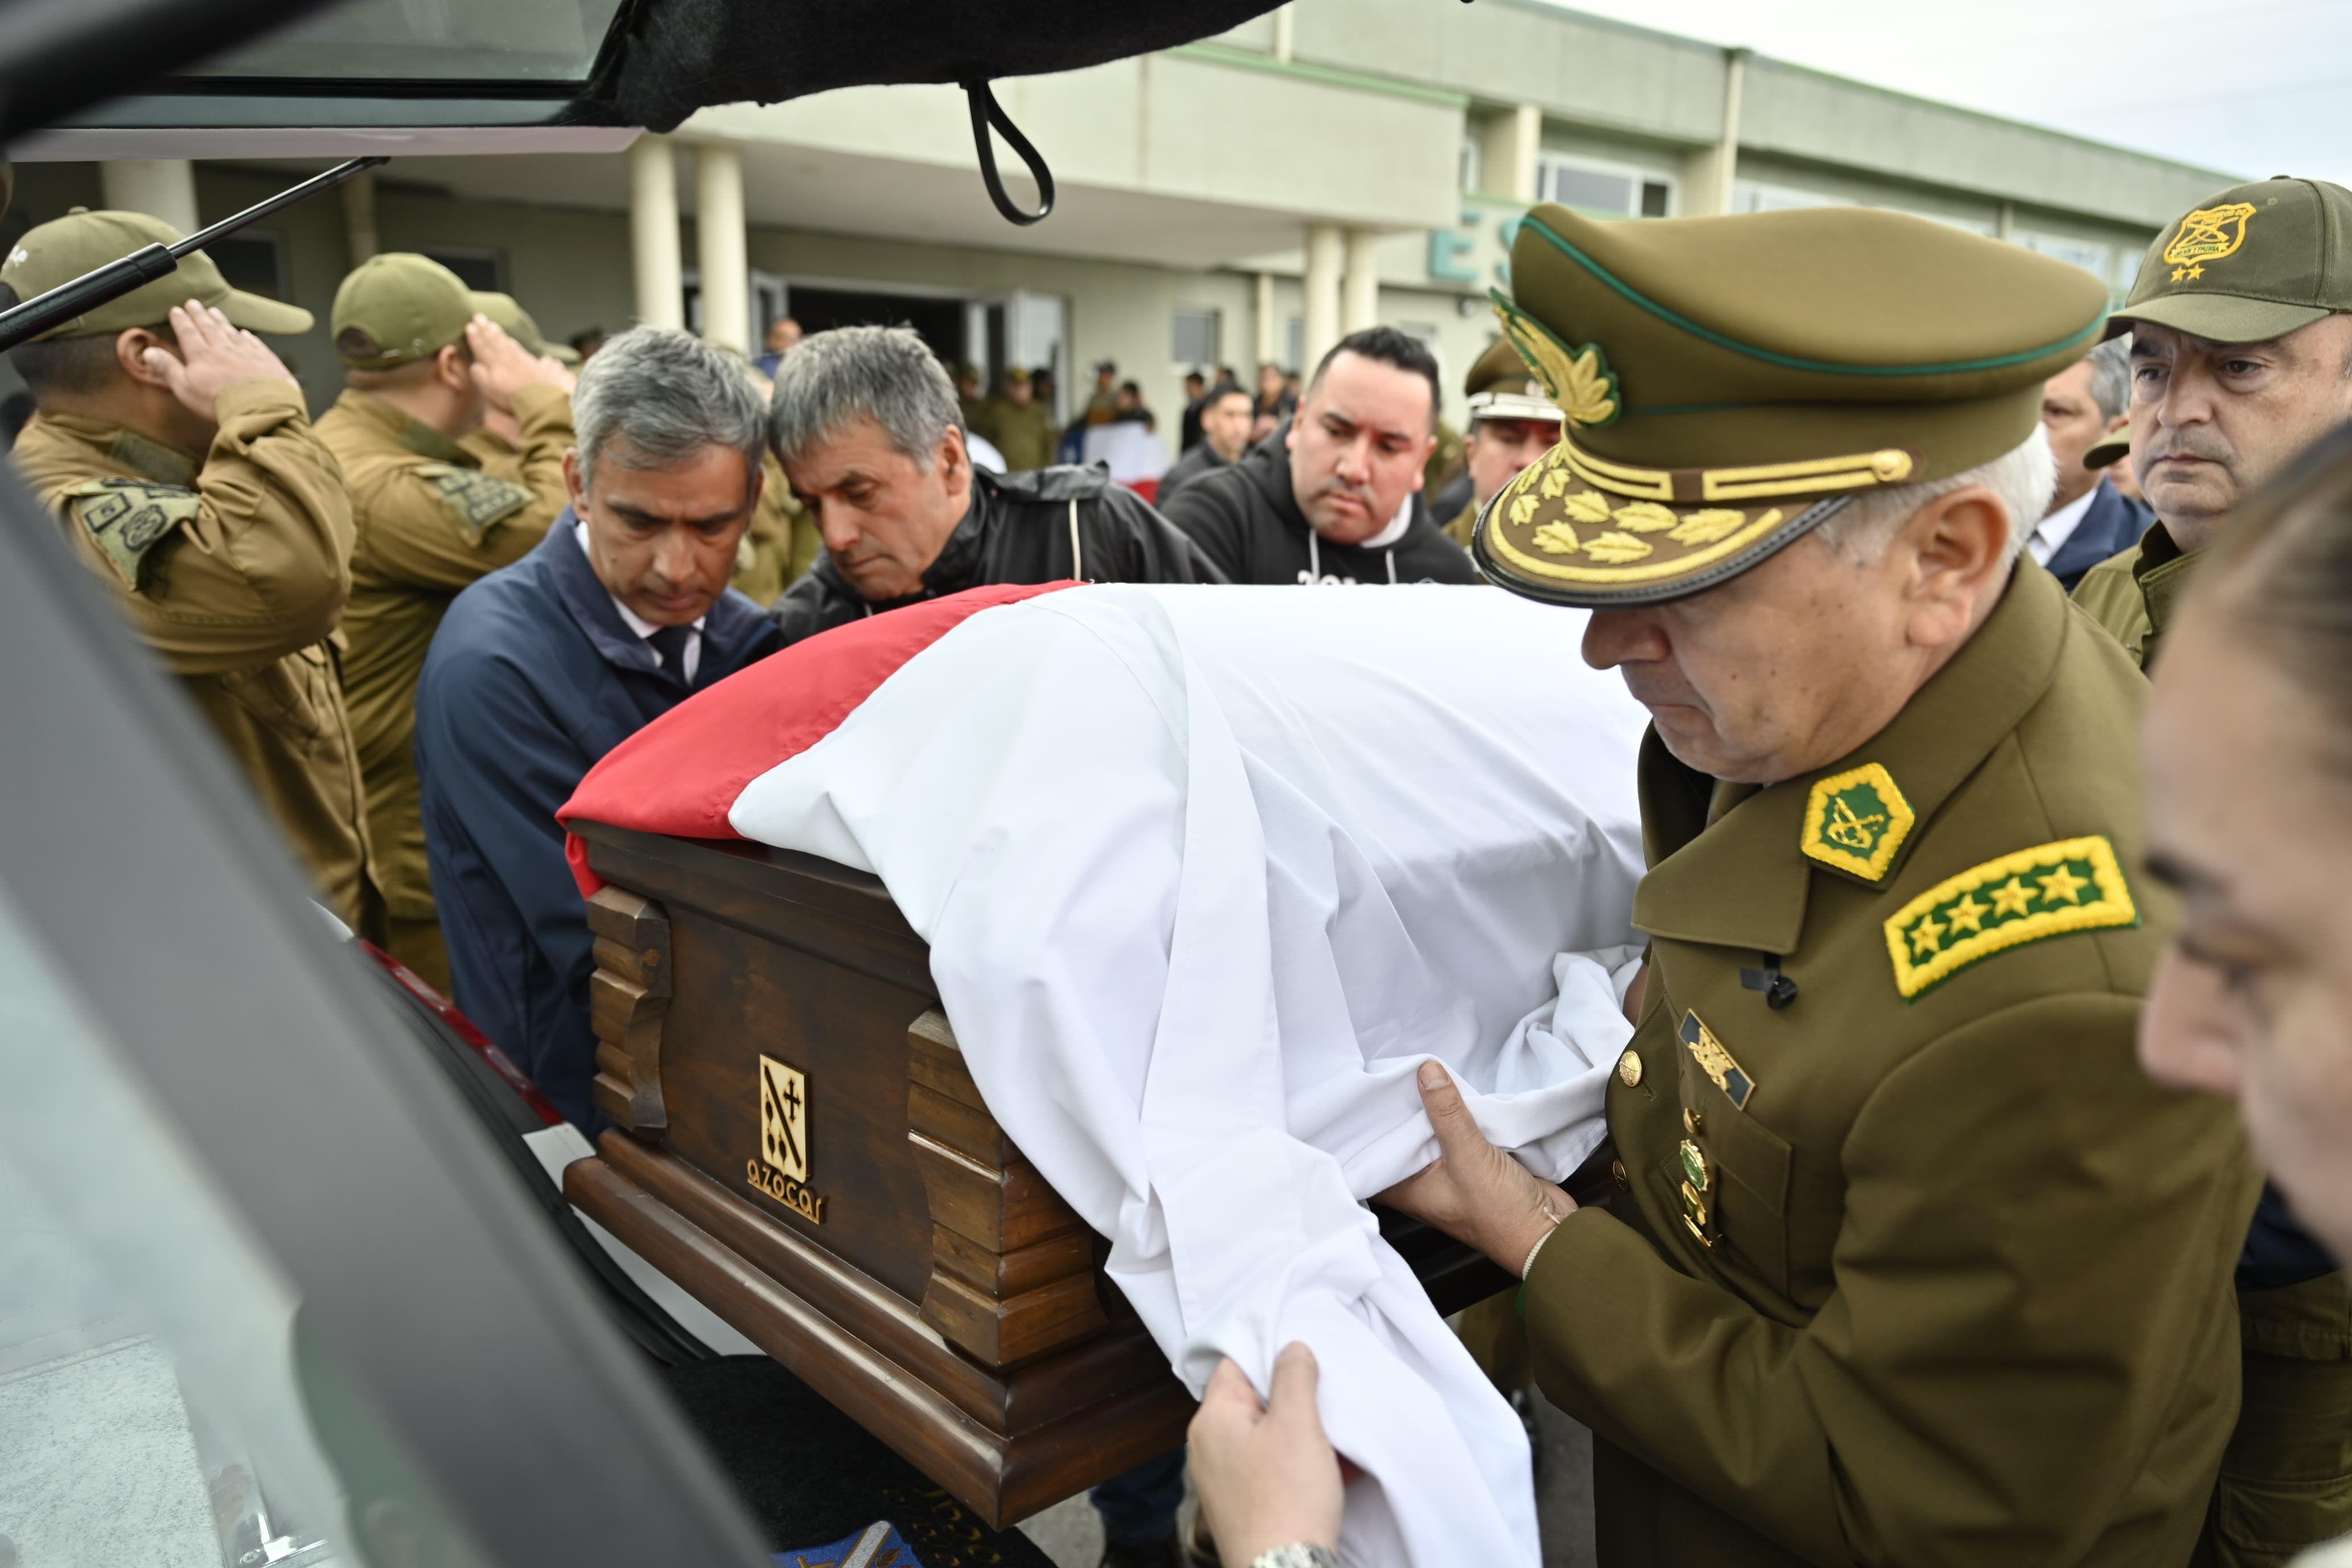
<box><xmin>587</xmin><ymin>885</ymin><xmax>672</xmax><ymax>1136</ymax></box>
<box><xmin>906</xmin><ymin>1010</ymin><xmax>1108</xmax><ymax>1369</ymax></box>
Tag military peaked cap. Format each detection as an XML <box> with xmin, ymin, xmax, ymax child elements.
<box><xmin>1463</xmin><ymin>336</ymin><xmax>1561</xmax><ymax>425</ymax></box>
<box><xmin>1473</xmin><ymin>203</ymin><xmax>2109</xmax><ymax>607</ymax></box>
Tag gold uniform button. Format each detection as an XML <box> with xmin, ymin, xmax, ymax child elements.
<box><xmin>1610</xmin><ymin>1157</ymin><xmax>1629</xmax><ymax>1188</ymax></box>
<box><xmin>1683</xmin><ymin>1106</ymin><xmax>1704</xmax><ymax>1137</ymax></box>
<box><xmin>1617</xmin><ymin>1050</ymin><xmax>1643</xmax><ymax>1088</ymax></box>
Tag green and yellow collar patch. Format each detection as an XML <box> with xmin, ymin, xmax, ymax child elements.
<box><xmin>1800</xmin><ymin>763</ymin><xmax>1915</xmax><ymax>883</ymax></box>
<box><xmin>1885</xmin><ymin>835</ymin><xmax>2138</xmax><ymax>999</ymax></box>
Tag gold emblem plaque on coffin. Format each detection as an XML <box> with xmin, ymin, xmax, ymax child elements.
<box><xmin>562</xmin><ymin>822</ymin><xmax>1569</xmax><ymax>1527</ymax></box>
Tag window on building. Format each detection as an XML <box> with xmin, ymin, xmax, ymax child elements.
<box><xmin>422</xmin><ymin>246</ymin><xmax>504</xmax><ymax>292</ymax></box>
<box><xmin>2020</xmin><ymin>231</ymin><xmax>2117</xmax><ymax>285</ymax></box>
<box><xmin>1285</xmin><ymin>315</ymin><xmax>1304</xmax><ymax>375</ymax></box>
<box><xmin>206</xmin><ymin>233</ymin><xmax>285</xmax><ymax>301</ymax></box>
<box><xmin>1172</xmin><ymin>307</ymin><xmax>1220</xmax><ymax>370</ymax></box>
<box><xmin>1534</xmin><ymin>153</ymin><xmax>1673</xmax><ymax>218</ymax></box>
<box><xmin>1732</xmin><ymin>180</ymin><xmax>1852</xmax><ymax>214</ymax></box>
<box><xmin>1459</xmin><ymin>136</ymin><xmax>1483</xmax><ymax>194</ymax></box>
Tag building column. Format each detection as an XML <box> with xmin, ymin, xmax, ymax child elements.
<box><xmin>1272</xmin><ymin>3</ymin><xmax>1295</xmax><ymax>63</ymax></box>
<box><xmin>1342</xmin><ymin>228</ymin><xmax>1380</xmax><ymax>333</ymax></box>
<box><xmin>628</xmin><ymin>134</ymin><xmax>685</xmax><ymax>332</ymax></box>
<box><xmin>1998</xmin><ymin>201</ymin><xmax>2018</xmax><ymax>243</ymax></box>
<box><xmin>1679</xmin><ymin>47</ymin><xmax>1746</xmax><ymax>218</ymax></box>
<box><xmin>695</xmin><ymin>141</ymin><xmax>749</xmax><ymax>353</ymax></box>
<box><xmin>99</xmin><ymin>160</ymin><xmax>199</xmax><ymax>232</ymax></box>
<box><xmin>1480</xmin><ymin>104</ymin><xmax>1541</xmax><ymax>203</ymax></box>
<box><xmin>1255</xmin><ymin>272</ymin><xmax>1277</xmax><ymax>368</ymax></box>
<box><xmin>1302</xmin><ymin>223</ymin><xmax>1344</xmax><ymax>373</ymax></box>
<box><xmin>341</xmin><ymin>170</ymin><xmax>378</xmax><ymax>267</ymax></box>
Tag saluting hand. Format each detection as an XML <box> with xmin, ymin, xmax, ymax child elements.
<box><xmin>1187</xmin><ymin>1345</ymin><xmax>1344</xmax><ymax>1567</ymax></box>
<box><xmin>145</xmin><ymin>301</ymin><xmax>297</xmax><ymax>418</ymax></box>
<box><xmin>466</xmin><ymin>315</ymin><xmax>575</xmax><ymax>410</ymax></box>
<box><xmin>1377</xmin><ymin>1060</ymin><xmax>1575</xmax><ymax>1276</ymax></box>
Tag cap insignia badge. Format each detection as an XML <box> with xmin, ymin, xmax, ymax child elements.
<box><xmin>1490</xmin><ymin>292</ymin><xmax>1619</xmax><ymax>428</ymax></box>
<box><xmin>2162</xmin><ymin>202</ymin><xmax>2257</xmax><ymax>281</ymax></box>
<box><xmin>1800</xmin><ymin>762</ymin><xmax>1916</xmax><ymax>882</ymax></box>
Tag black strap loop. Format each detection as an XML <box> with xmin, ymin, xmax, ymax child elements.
<box><xmin>962</xmin><ymin>79</ymin><xmax>1055</xmax><ymax>226</ymax></box>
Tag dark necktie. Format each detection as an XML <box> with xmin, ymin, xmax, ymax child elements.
<box><xmin>646</xmin><ymin>623</ymin><xmax>694</xmax><ymax>684</ymax></box>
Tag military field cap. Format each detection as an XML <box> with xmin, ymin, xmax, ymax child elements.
<box><xmin>1003</xmin><ymin>366</ymin><xmax>1031</xmax><ymax>385</ymax></box>
<box><xmin>468</xmin><ymin>289</ymin><xmax>579</xmax><ymax>365</ymax></box>
<box><xmin>2110</xmin><ymin>177</ymin><xmax>2352</xmax><ymax>345</ymax></box>
<box><xmin>2085</xmin><ymin>428</ymin><xmax>2131</xmax><ymax>470</ymax></box>
<box><xmin>1</xmin><ymin>208</ymin><xmax>312</xmax><ymax>342</ymax></box>
<box><xmin>1473</xmin><ymin>203</ymin><xmax>2109</xmax><ymax>607</ymax></box>
<box><xmin>1463</xmin><ymin>336</ymin><xmax>1561</xmax><ymax>426</ymax></box>
<box><xmin>333</xmin><ymin>252</ymin><xmax>473</xmax><ymax>369</ymax></box>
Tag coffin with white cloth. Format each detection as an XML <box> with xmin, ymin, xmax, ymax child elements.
<box><xmin>557</xmin><ymin>581</ymin><xmax>1651</xmax><ymax>1560</ymax></box>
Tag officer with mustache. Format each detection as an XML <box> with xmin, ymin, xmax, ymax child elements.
<box><xmin>2074</xmin><ymin>175</ymin><xmax>2352</xmax><ymax>1568</ymax></box>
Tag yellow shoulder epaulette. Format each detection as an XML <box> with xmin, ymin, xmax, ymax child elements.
<box><xmin>1884</xmin><ymin>835</ymin><xmax>2138</xmax><ymax>999</ymax></box>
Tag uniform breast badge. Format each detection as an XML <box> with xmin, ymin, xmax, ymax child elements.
<box><xmin>1800</xmin><ymin>762</ymin><xmax>1916</xmax><ymax>881</ymax></box>
<box><xmin>1884</xmin><ymin>835</ymin><xmax>2139</xmax><ymax>999</ymax></box>
<box><xmin>1679</xmin><ymin>1010</ymin><xmax>1753</xmax><ymax>1110</ymax></box>
<box><xmin>1678</xmin><ymin>1135</ymin><xmax>1715</xmax><ymax>1248</ymax></box>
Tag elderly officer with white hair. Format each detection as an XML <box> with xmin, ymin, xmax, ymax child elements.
<box><xmin>766</xmin><ymin>325</ymin><xmax>1221</xmax><ymax>647</ymax></box>
<box><xmin>413</xmin><ymin>325</ymin><xmax>782</xmax><ymax>1127</ymax></box>
<box><xmin>1189</xmin><ymin>202</ymin><xmax>2259</xmax><ymax>1568</ymax></box>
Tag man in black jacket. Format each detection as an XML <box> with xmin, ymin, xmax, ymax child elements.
<box><xmin>767</xmin><ymin>325</ymin><xmax>1223</xmax><ymax>646</ymax></box>
<box><xmin>1159</xmin><ymin>325</ymin><xmax>1480</xmax><ymax>587</ymax></box>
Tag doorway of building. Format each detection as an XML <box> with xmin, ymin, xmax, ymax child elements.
<box><xmin>786</xmin><ymin>286</ymin><xmax>966</xmax><ymax>371</ymax></box>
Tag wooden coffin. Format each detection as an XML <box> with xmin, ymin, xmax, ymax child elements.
<box><xmin>562</xmin><ymin>819</ymin><xmax>1519</xmax><ymax>1528</ymax></box>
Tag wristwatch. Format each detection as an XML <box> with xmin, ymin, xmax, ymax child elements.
<box><xmin>1249</xmin><ymin>1546</ymin><xmax>1340</xmax><ymax>1568</ymax></box>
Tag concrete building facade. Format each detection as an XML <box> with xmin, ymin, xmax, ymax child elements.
<box><xmin>7</xmin><ymin>0</ymin><xmax>2234</xmax><ymax>435</ymax></box>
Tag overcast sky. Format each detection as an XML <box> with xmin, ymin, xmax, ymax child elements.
<box><xmin>1539</xmin><ymin>0</ymin><xmax>2352</xmax><ymax>192</ymax></box>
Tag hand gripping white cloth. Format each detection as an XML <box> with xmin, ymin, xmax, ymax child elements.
<box><xmin>726</xmin><ymin>583</ymin><xmax>1651</xmax><ymax>1566</ymax></box>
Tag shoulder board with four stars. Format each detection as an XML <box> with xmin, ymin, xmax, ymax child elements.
<box><xmin>413</xmin><ymin>462</ymin><xmax>533</xmax><ymax>544</ymax></box>
<box><xmin>1884</xmin><ymin>835</ymin><xmax>2138</xmax><ymax>1000</ymax></box>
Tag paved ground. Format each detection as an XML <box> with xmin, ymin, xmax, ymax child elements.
<box><xmin>1018</xmin><ymin>1392</ymin><xmax>1599</xmax><ymax>1567</ymax></box>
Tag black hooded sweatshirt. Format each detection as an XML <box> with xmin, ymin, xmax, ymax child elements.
<box><xmin>772</xmin><ymin>462</ymin><xmax>1224</xmax><ymax>646</ymax></box>
<box><xmin>1156</xmin><ymin>423</ymin><xmax>1481</xmax><ymax>587</ymax></box>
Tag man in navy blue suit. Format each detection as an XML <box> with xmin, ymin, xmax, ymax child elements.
<box><xmin>2028</xmin><ymin>336</ymin><xmax>2150</xmax><ymax>590</ymax></box>
<box><xmin>415</xmin><ymin>326</ymin><xmax>781</xmax><ymax>1126</ymax></box>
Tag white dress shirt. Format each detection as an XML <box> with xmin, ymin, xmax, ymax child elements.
<box><xmin>2028</xmin><ymin>484</ymin><xmax>2099</xmax><ymax>567</ymax></box>
<box><xmin>577</xmin><ymin>518</ymin><xmax>704</xmax><ymax>682</ymax></box>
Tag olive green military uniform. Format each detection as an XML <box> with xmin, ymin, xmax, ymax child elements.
<box><xmin>984</xmin><ymin>372</ymin><xmax>1058</xmax><ymax>473</ymax></box>
<box><xmin>2082</xmin><ymin>175</ymin><xmax>2352</xmax><ymax>1568</ymax></box>
<box><xmin>1474</xmin><ymin>202</ymin><xmax>2258</xmax><ymax>1565</ymax></box>
<box><xmin>313</xmin><ymin>254</ymin><xmax>573</xmax><ymax>993</ymax></box>
<box><xmin>1423</xmin><ymin>415</ymin><xmax>1464</xmax><ymax>503</ymax></box>
<box><xmin>2</xmin><ymin>211</ymin><xmax>381</xmax><ymax>932</ymax></box>
<box><xmin>729</xmin><ymin>451</ymin><xmax>819</xmax><ymax>608</ymax></box>
<box><xmin>1442</xmin><ymin>337</ymin><xmax>1561</xmax><ymax>549</ymax></box>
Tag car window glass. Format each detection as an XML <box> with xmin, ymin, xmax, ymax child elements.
<box><xmin>0</xmin><ymin>880</ymin><xmax>474</xmax><ymax>1568</ymax></box>
<box><xmin>181</xmin><ymin>0</ymin><xmax>626</xmax><ymax>84</ymax></box>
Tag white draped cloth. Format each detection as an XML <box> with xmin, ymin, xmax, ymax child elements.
<box><xmin>726</xmin><ymin>584</ymin><xmax>1651</xmax><ymax>1565</ymax></box>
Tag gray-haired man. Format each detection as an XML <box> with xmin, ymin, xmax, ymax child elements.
<box><xmin>2031</xmin><ymin>336</ymin><xmax>2150</xmax><ymax>590</ymax></box>
<box><xmin>413</xmin><ymin>326</ymin><xmax>782</xmax><ymax>1126</ymax></box>
<box><xmin>767</xmin><ymin>325</ymin><xmax>1222</xmax><ymax>646</ymax></box>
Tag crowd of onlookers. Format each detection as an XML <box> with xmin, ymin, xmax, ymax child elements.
<box><xmin>22</xmin><ymin>166</ymin><xmax>2352</xmax><ymax>1568</ymax></box>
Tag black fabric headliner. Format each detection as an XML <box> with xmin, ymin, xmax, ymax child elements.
<box><xmin>573</xmin><ymin>0</ymin><xmax>1289</xmax><ymax>132</ymax></box>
